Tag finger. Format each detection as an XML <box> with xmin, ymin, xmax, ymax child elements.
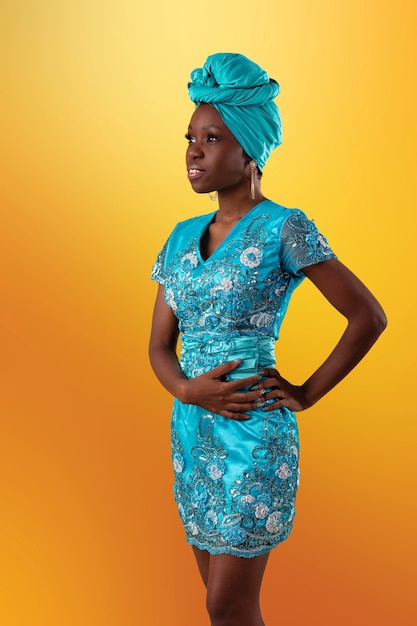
<box><xmin>257</xmin><ymin>379</ymin><xmax>273</xmax><ymax>391</ymax></box>
<box><xmin>263</xmin><ymin>388</ymin><xmax>284</xmax><ymax>401</ymax></box>
<box><xmin>228</xmin><ymin>388</ymin><xmax>265</xmax><ymax>403</ymax></box>
<box><xmin>209</xmin><ymin>359</ymin><xmax>243</xmax><ymax>376</ymax></box>
<box><xmin>257</xmin><ymin>387</ymin><xmax>284</xmax><ymax>406</ymax></box>
<box><xmin>261</xmin><ymin>390</ymin><xmax>289</xmax><ymax>410</ymax></box>
<box><xmin>262</xmin><ymin>400</ymin><xmax>284</xmax><ymax>412</ymax></box>
<box><xmin>263</xmin><ymin>393</ymin><xmax>302</xmax><ymax>412</ymax></box>
<box><xmin>225</xmin><ymin>373</ymin><xmax>261</xmax><ymax>392</ymax></box>
<box><xmin>257</xmin><ymin>376</ymin><xmax>282</xmax><ymax>390</ymax></box>
<box><xmin>227</xmin><ymin>399</ymin><xmax>265</xmax><ymax>412</ymax></box>
<box><xmin>258</xmin><ymin>368</ymin><xmax>279</xmax><ymax>378</ymax></box>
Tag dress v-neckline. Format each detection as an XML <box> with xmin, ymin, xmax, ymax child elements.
<box><xmin>196</xmin><ymin>200</ymin><xmax>268</xmax><ymax>264</ymax></box>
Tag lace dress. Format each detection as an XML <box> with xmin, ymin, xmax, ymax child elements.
<box><xmin>151</xmin><ymin>200</ymin><xmax>336</xmax><ymax>558</ymax></box>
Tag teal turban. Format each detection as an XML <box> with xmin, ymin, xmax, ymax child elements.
<box><xmin>188</xmin><ymin>53</ymin><xmax>282</xmax><ymax>171</ymax></box>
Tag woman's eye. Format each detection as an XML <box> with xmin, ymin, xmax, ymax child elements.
<box><xmin>185</xmin><ymin>133</ymin><xmax>219</xmax><ymax>144</ymax></box>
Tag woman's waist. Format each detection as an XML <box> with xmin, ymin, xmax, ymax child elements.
<box><xmin>180</xmin><ymin>334</ymin><xmax>276</xmax><ymax>380</ymax></box>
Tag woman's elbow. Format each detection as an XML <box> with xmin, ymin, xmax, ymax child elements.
<box><xmin>372</xmin><ymin>296</ymin><xmax>387</xmax><ymax>331</ymax></box>
<box><xmin>363</xmin><ymin>300</ymin><xmax>387</xmax><ymax>340</ymax></box>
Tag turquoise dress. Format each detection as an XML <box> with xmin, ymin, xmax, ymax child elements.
<box><xmin>151</xmin><ymin>200</ymin><xmax>336</xmax><ymax>558</ymax></box>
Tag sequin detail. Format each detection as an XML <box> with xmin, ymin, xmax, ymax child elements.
<box><xmin>151</xmin><ymin>200</ymin><xmax>336</xmax><ymax>557</ymax></box>
<box><xmin>171</xmin><ymin>407</ymin><xmax>299</xmax><ymax>557</ymax></box>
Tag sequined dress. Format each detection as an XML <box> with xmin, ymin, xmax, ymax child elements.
<box><xmin>151</xmin><ymin>200</ymin><xmax>336</xmax><ymax>558</ymax></box>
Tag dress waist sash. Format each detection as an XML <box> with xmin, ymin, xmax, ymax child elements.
<box><xmin>180</xmin><ymin>335</ymin><xmax>276</xmax><ymax>381</ymax></box>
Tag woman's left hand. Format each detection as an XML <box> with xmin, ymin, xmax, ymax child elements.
<box><xmin>256</xmin><ymin>369</ymin><xmax>311</xmax><ymax>412</ymax></box>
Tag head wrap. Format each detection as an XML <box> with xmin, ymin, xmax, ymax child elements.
<box><xmin>188</xmin><ymin>53</ymin><xmax>282</xmax><ymax>171</ymax></box>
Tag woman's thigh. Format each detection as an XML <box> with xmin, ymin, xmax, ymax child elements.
<box><xmin>205</xmin><ymin>552</ymin><xmax>270</xmax><ymax>623</ymax></box>
<box><xmin>192</xmin><ymin>545</ymin><xmax>210</xmax><ymax>587</ymax></box>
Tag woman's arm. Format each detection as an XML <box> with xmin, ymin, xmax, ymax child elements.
<box><xmin>148</xmin><ymin>284</ymin><xmax>185</xmax><ymax>394</ymax></box>
<box><xmin>148</xmin><ymin>284</ymin><xmax>264</xmax><ymax>419</ymax></box>
<box><xmin>259</xmin><ymin>258</ymin><xmax>387</xmax><ymax>411</ymax></box>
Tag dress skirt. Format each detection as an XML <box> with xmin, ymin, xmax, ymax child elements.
<box><xmin>170</xmin><ymin>335</ymin><xmax>300</xmax><ymax>558</ymax></box>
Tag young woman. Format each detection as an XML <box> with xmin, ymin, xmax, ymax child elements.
<box><xmin>149</xmin><ymin>53</ymin><xmax>386</xmax><ymax>626</ymax></box>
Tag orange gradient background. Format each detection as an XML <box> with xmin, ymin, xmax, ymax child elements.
<box><xmin>1</xmin><ymin>1</ymin><xmax>416</xmax><ymax>624</ymax></box>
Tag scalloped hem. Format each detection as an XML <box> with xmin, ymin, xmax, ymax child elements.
<box><xmin>185</xmin><ymin>532</ymin><xmax>291</xmax><ymax>559</ymax></box>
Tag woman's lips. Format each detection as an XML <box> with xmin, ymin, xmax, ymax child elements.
<box><xmin>187</xmin><ymin>167</ymin><xmax>205</xmax><ymax>180</ymax></box>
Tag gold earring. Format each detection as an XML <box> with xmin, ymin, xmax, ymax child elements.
<box><xmin>249</xmin><ymin>161</ymin><xmax>257</xmax><ymax>200</ymax></box>
<box><xmin>208</xmin><ymin>191</ymin><xmax>218</xmax><ymax>201</ymax></box>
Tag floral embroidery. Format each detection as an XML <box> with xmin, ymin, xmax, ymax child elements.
<box><xmin>171</xmin><ymin>403</ymin><xmax>299</xmax><ymax>557</ymax></box>
<box><xmin>210</xmin><ymin>277</ymin><xmax>233</xmax><ymax>296</ymax></box>
<box><xmin>266</xmin><ymin>511</ymin><xmax>283</xmax><ymax>534</ymax></box>
<box><xmin>152</xmin><ymin>206</ymin><xmax>335</xmax><ymax>342</ymax></box>
<box><xmin>153</xmin><ymin>201</ymin><xmax>336</xmax><ymax>557</ymax></box>
<box><xmin>255</xmin><ymin>504</ymin><xmax>269</xmax><ymax>519</ymax></box>
<box><xmin>276</xmin><ymin>463</ymin><xmax>292</xmax><ymax>479</ymax></box>
<box><xmin>165</xmin><ymin>288</ymin><xmax>177</xmax><ymax>312</ymax></box>
<box><xmin>205</xmin><ymin>509</ymin><xmax>218</xmax><ymax>531</ymax></box>
<box><xmin>180</xmin><ymin>252</ymin><xmax>199</xmax><ymax>270</ymax></box>
<box><xmin>173</xmin><ymin>452</ymin><xmax>184</xmax><ymax>474</ymax></box>
<box><xmin>240</xmin><ymin>246</ymin><xmax>263</xmax><ymax>267</ymax></box>
<box><xmin>206</xmin><ymin>458</ymin><xmax>226</xmax><ymax>480</ymax></box>
<box><xmin>281</xmin><ymin>212</ymin><xmax>334</xmax><ymax>270</ymax></box>
<box><xmin>250</xmin><ymin>312</ymin><xmax>274</xmax><ymax>328</ymax></box>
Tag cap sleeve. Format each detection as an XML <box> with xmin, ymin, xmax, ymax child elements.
<box><xmin>280</xmin><ymin>210</ymin><xmax>336</xmax><ymax>276</ymax></box>
<box><xmin>150</xmin><ymin>241</ymin><xmax>168</xmax><ymax>285</ymax></box>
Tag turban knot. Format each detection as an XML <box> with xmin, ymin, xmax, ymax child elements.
<box><xmin>188</xmin><ymin>53</ymin><xmax>282</xmax><ymax>171</ymax></box>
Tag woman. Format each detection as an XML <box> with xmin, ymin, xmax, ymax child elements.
<box><xmin>149</xmin><ymin>53</ymin><xmax>386</xmax><ymax>626</ymax></box>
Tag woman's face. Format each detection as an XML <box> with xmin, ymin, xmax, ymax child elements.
<box><xmin>186</xmin><ymin>104</ymin><xmax>249</xmax><ymax>195</ymax></box>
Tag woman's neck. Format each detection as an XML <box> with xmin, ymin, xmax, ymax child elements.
<box><xmin>216</xmin><ymin>189</ymin><xmax>267</xmax><ymax>222</ymax></box>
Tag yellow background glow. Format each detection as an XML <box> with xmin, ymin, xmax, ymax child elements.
<box><xmin>1</xmin><ymin>1</ymin><xmax>415</xmax><ymax>624</ymax></box>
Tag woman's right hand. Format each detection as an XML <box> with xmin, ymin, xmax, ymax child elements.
<box><xmin>179</xmin><ymin>360</ymin><xmax>264</xmax><ymax>420</ymax></box>
<box><xmin>149</xmin><ymin>286</ymin><xmax>263</xmax><ymax>420</ymax></box>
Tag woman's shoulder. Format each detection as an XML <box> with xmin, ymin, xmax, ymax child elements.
<box><xmin>257</xmin><ymin>199</ymin><xmax>307</xmax><ymax>225</ymax></box>
<box><xmin>172</xmin><ymin>211</ymin><xmax>215</xmax><ymax>233</ymax></box>
<box><xmin>158</xmin><ymin>211</ymin><xmax>215</xmax><ymax>256</ymax></box>
<box><xmin>261</xmin><ymin>199</ymin><xmax>304</xmax><ymax>215</ymax></box>
<box><xmin>157</xmin><ymin>212</ymin><xmax>212</xmax><ymax>247</ymax></box>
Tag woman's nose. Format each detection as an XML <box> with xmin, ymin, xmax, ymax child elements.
<box><xmin>187</xmin><ymin>141</ymin><xmax>204</xmax><ymax>158</ymax></box>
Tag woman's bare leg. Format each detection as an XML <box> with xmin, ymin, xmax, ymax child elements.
<box><xmin>192</xmin><ymin>545</ymin><xmax>210</xmax><ymax>588</ymax></box>
<box><xmin>192</xmin><ymin>547</ymin><xmax>270</xmax><ymax>626</ymax></box>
